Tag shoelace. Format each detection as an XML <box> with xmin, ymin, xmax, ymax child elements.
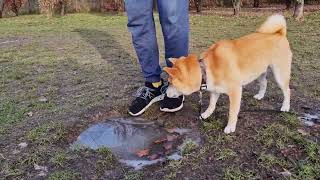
<box><xmin>160</xmin><ymin>83</ymin><xmax>181</xmax><ymax>99</ymax></box>
<box><xmin>160</xmin><ymin>82</ymin><xmax>169</xmax><ymax>94</ymax></box>
<box><xmin>134</xmin><ymin>87</ymin><xmax>154</xmax><ymax>100</ymax></box>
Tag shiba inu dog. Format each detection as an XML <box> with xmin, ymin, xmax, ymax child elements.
<box><xmin>164</xmin><ymin>15</ymin><xmax>292</xmax><ymax>133</ymax></box>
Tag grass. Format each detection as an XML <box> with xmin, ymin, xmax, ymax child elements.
<box><xmin>181</xmin><ymin>139</ymin><xmax>199</xmax><ymax>156</ymax></box>
<box><xmin>0</xmin><ymin>100</ymin><xmax>27</xmax><ymax>125</ymax></box>
<box><xmin>50</xmin><ymin>151</ymin><xmax>70</xmax><ymax>167</ymax></box>
<box><xmin>27</xmin><ymin>122</ymin><xmax>66</xmax><ymax>145</ymax></box>
<box><xmin>123</xmin><ymin>171</ymin><xmax>143</xmax><ymax>180</ymax></box>
<box><xmin>257</xmin><ymin>153</ymin><xmax>289</xmax><ymax>168</ymax></box>
<box><xmin>96</xmin><ymin>147</ymin><xmax>117</xmax><ymax>172</ymax></box>
<box><xmin>0</xmin><ymin>12</ymin><xmax>319</xmax><ymax>179</ymax></box>
<box><xmin>280</xmin><ymin>112</ymin><xmax>299</xmax><ymax>127</ymax></box>
<box><xmin>257</xmin><ymin>123</ymin><xmax>293</xmax><ymax>149</ymax></box>
<box><xmin>223</xmin><ymin>167</ymin><xmax>257</xmax><ymax>180</ymax></box>
<box><xmin>216</xmin><ymin>148</ymin><xmax>237</xmax><ymax>161</ymax></box>
<box><xmin>48</xmin><ymin>170</ymin><xmax>79</xmax><ymax>180</ymax></box>
<box><xmin>164</xmin><ymin>160</ymin><xmax>183</xmax><ymax>180</ymax></box>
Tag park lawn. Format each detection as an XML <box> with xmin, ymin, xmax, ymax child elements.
<box><xmin>0</xmin><ymin>12</ymin><xmax>319</xmax><ymax>179</ymax></box>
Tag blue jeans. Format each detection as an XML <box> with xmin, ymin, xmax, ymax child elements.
<box><xmin>125</xmin><ymin>0</ymin><xmax>189</xmax><ymax>83</ymax></box>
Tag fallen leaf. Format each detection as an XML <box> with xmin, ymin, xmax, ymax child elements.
<box><xmin>279</xmin><ymin>169</ymin><xmax>292</xmax><ymax>177</ymax></box>
<box><xmin>107</xmin><ymin>110</ymin><xmax>121</xmax><ymax>117</ymax></box>
<box><xmin>34</xmin><ymin>164</ymin><xmax>48</xmax><ymax>172</ymax></box>
<box><xmin>167</xmin><ymin>153</ymin><xmax>182</xmax><ymax>161</ymax></box>
<box><xmin>149</xmin><ymin>154</ymin><xmax>159</xmax><ymax>160</ymax></box>
<box><xmin>297</xmin><ymin>129</ymin><xmax>307</xmax><ymax>136</ymax></box>
<box><xmin>165</xmin><ymin>128</ymin><xmax>176</xmax><ymax>133</ymax></box>
<box><xmin>167</xmin><ymin>135</ymin><xmax>178</xmax><ymax>142</ymax></box>
<box><xmin>27</xmin><ymin>112</ymin><xmax>33</xmax><ymax>117</ymax></box>
<box><xmin>38</xmin><ymin>97</ymin><xmax>48</xmax><ymax>102</ymax></box>
<box><xmin>303</xmin><ymin>121</ymin><xmax>314</xmax><ymax>127</ymax></box>
<box><xmin>18</xmin><ymin>142</ymin><xmax>28</xmax><ymax>148</ymax></box>
<box><xmin>163</xmin><ymin>143</ymin><xmax>173</xmax><ymax>150</ymax></box>
<box><xmin>136</xmin><ymin>149</ymin><xmax>149</xmax><ymax>157</ymax></box>
<box><xmin>38</xmin><ymin>171</ymin><xmax>47</xmax><ymax>177</ymax></box>
<box><xmin>154</xmin><ymin>137</ymin><xmax>167</xmax><ymax>144</ymax></box>
<box><xmin>173</xmin><ymin>128</ymin><xmax>191</xmax><ymax>135</ymax></box>
<box><xmin>12</xmin><ymin>150</ymin><xmax>20</xmax><ymax>154</ymax></box>
<box><xmin>0</xmin><ymin>153</ymin><xmax>6</xmax><ymax>160</ymax></box>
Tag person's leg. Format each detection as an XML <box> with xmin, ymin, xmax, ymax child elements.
<box><xmin>126</xmin><ymin>0</ymin><xmax>165</xmax><ymax>116</ymax></box>
<box><xmin>125</xmin><ymin>0</ymin><xmax>161</xmax><ymax>83</ymax></box>
<box><xmin>157</xmin><ymin>0</ymin><xmax>189</xmax><ymax>67</ymax></box>
<box><xmin>158</xmin><ymin>0</ymin><xmax>189</xmax><ymax>112</ymax></box>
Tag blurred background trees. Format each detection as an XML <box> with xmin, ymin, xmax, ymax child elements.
<box><xmin>38</xmin><ymin>0</ymin><xmax>70</xmax><ymax>17</ymax></box>
<box><xmin>0</xmin><ymin>0</ymin><xmax>318</xmax><ymax>20</ymax></box>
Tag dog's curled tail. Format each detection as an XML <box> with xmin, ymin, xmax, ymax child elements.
<box><xmin>257</xmin><ymin>14</ymin><xmax>287</xmax><ymax>36</ymax></box>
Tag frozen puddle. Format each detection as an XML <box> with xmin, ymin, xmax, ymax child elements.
<box><xmin>299</xmin><ymin>111</ymin><xmax>320</xmax><ymax>127</ymax></box>
<box><xmin>72</xmin><ymin>118</ymin><xmax>200</xmax><ymax>170</ymax></box>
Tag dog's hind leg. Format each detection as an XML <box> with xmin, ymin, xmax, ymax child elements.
<box><xmin>254</xmin><ymin>72</ymin><xmax>267</xmax><ymax>100</ymax></box>
<box><xmin>271</xmin><ymin>64</ymin><xmax>291</xmax><ymax>112</ymax></box>
<box><xmin>201</xmin><ymin>92</ymin><xmax>220</xmax><ymax>119</ymax></box>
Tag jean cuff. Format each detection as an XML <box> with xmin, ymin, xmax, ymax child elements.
<box><xmin>145</xmin><ymin>75</ymin><xmax>161</xmax><ymax>83</ymax></box>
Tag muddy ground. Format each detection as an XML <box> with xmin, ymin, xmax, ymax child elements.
<box><xmin>0</xmin><ymin>10</ymin><xmax>319</xmax><ymax>180</ymax></box>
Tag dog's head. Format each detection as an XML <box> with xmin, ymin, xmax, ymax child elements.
<box><xmin>163</xmin><ymin>54</ymin><xmax>202</xmax><ymax>98</ymax></box>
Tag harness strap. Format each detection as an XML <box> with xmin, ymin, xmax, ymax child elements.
<box><xmin>199</xmin><ymin>59</ymin><xmax>207</xmax><ymax>90</ymax></box>
<box><xmin>198</xmin><ymin>58</ymin><xmax>207</xmax><ymax>121</ymax></box>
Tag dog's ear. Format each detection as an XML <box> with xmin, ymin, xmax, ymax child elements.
<box><xmin>168</xmin><ymin>58</ymin><xmax>178</xmax><ymax>64</ymax></box>
<box><xmin>163</xmin><ymin>67</ymin><xmax>179</xmax><ymax>77</ymax></box>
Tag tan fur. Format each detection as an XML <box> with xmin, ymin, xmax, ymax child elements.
<box><xmin>164</xmin><ymin>15</ymin><xmax>292</xmax><ymax>133</ymax></box>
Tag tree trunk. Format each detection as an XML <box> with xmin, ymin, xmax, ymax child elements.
<box><xmin>113</xmin><ymin>0</ymin><xmax>118</xmax><ymax>11</ymax></box>
<box><xmin>0</xmin><ymin>0</ymin><xmax>4</xmax><ymax>18</ymax></box>
<box><xmin>218</xmin><ymin>0</ymin><xmax>224</xmax><ymax>7</ymax></box>
<box><xmin>286</xmin><ymin>0</ymin><xmax>292</xmax><ymax>9</ymax></box>
<box><xmin>253</xmin><ymin>0</ymin><xmax>259</xmax><ymax>7</ymax></box>
<box><xmin>293</xmin><ymin>0</ymin><xmax>304</xmax><ymax>21</ymax></box>
<box><xmin>232</xmin><ymin>0</ymin><xmax>241</xmax><ymax>16</ymax></box>
<box><xmin>60</xmin><ymin>1</ymin><xmax>65</xmax><ymax>16</ymax></box>
<box><xmin>195</xmin><ymin>0</ymin><xmax>202</xmax><ymax>13</ymax></box>
<box><xmin>11</xmin><ymin>0</ymin><xmax>19</xmax><ymax>16</ymax></box>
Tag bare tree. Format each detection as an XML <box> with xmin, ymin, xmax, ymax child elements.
<box><xmin>253</xmin><ymin>0</ymin><xmax>259</xmax><ymax>7</ymax></box>
<box><xmin>39</xmin><ymin>0</ymin><xmax>70</xmax><ymax>17</ymax></box>
<box><xmin>28</xmin><ymin>0</ymin><xmax>35</xmax><ymax>13</ymax></box>
<box><xmin>0</xmin><ymin>0</ymin><xmax>22</xmax><ymax>18</ymax></box>
<box><xmin>232</xmin><ymin>0</ymin><xmax>241</xmax><ymax>16</ymax></box>
<box><xmin>293</xmin><ymin>0</ymin><xmax>304</xmax><ymax>20</ymax></box>
<box><xmin>11</xmin><ymin>0</ymin><xmax>19</xmax><ymax>16</ymax></box>
<box><xmin>113</xmin><ymin>0</ymin><xmax>121</xmax><ymax>11</ymax></box>
<box><xmin>58</xmin><ymin>0</ymin><xmax>65</xmax><ymax>15</ymax></box>
<box><xmin>194</xmin><ymin>0</ymin><xmax>203</xmax><ymax>13</ymax></box>
<box><xmin>0</xmin><ymin>0</ymin><xmax>4</xmax><ymax>18</ymax></box>
<box><xmin>286</xmin><ymin>0</ymin><xmax>292</xmax><ymax>9</ymax></box>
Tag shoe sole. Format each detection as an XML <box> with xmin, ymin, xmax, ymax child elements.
<box><xmin>128</xmin><ymin>94</ymin><xmax>165</xmax><ymax>117</ymax></box>
<box><xmin>160</xmin><ymin>96</ymin><xmax>185</xmax><ymax>113</ymax></box>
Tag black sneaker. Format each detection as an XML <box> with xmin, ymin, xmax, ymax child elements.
<box><xmin>128</xmin><ymin>82</ymin><xmax>164</xmax><ymax>116</ymax></box>
<box><xmin>160</xmin><ymin>85</ymin><xmax>185</xmax><ymax>112</ymax></box>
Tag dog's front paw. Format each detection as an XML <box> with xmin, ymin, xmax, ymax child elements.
<box><xmin>224</xmin><ymin>125</ymin><xmax>236</xmax><ymax>134</ymax></box>
<box><xmin>254</xmin><ymin>93</ymin><xmax>264</xmax><ymax>100</ymax></box>
<box><xmin>280</xmin><ymin>106</ymin><xmax>290</xmax><ymax>112</ymax></box>
<box><xmin>200</xmin><ymin>112</ymin><xmax>210</xmax><ymax>120</ymax></box>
